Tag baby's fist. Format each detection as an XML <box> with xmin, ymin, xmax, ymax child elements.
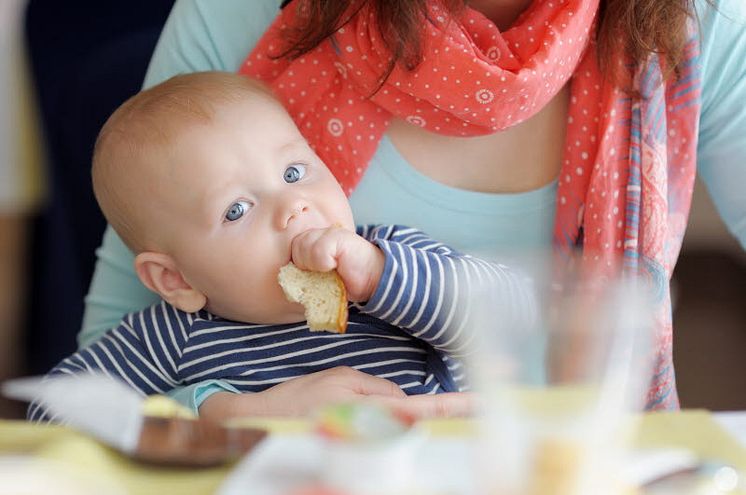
<box><xmin>291</xmin><ymin>226</ymin><xmax>383</xmax><ymax>302</ymax></box>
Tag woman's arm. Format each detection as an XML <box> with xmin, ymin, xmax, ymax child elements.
<box><xmin>696</xmin><ymin>0</ymin><xmax>746</xmax><ymax>249</ymax></box>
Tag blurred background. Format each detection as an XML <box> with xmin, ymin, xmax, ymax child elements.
<box><xmin>1</xmin><ymin>0</ymin><xmax>744</xmax><ymax>419</ymax></box>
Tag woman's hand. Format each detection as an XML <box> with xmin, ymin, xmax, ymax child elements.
<box><xmin>198</xmin><ymin>367</ymin><xmax>473</xmax><ymax>422</ymax></box>
<box><xmin>290</xmin><ymin>226</ymin><xmax>384</xmax><ymax>302</ymax></box>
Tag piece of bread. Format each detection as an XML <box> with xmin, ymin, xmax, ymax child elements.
<box><xmin>278</xmin><ymin>262</ymin><xmax>348</xmax><ymax>333</ymax></box>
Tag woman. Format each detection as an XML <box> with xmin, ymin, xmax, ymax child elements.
<box><xmin>79</xmin><ymin>0</ymin><xmax>746</xmax><ymax>420</ymax></box>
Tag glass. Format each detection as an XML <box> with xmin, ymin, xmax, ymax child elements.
<box><xmin>465</xmin><ymin>255</ymin><xmax>656</xmax><ymax>495</ymax></box>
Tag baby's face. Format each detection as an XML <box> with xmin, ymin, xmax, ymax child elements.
<box><xmin>155</xmin><ymin>95</ymin><xmax>355</xmax><ymax>324</ymax></box>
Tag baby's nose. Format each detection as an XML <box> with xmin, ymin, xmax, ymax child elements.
<box><xmin>281</xmin><ymin>203</ymin><xmax>309</xmax><ymax>229</ymax></box>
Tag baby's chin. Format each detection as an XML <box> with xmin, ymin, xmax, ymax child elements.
<box><xmin>268</xmin><ymin>305</ymin><xmax>309</xmax><ymax>326</ymax></box>
<box><xmin>212</xmin><ymin>301</ymin><xmax>307</xmax><ymax>326</ymax></box>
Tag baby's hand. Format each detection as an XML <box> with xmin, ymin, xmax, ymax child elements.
<box><xmin>291</xmin><ymin>226</ymin><xmax>384</xmax><ymax>302</ymax></box>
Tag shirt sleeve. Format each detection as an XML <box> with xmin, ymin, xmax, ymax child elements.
<box><xmin>357</xmin><ymin>225</ymin><xmax>537</xmax><ymax>357</ymax></box>
<box><xmin>695</xmin><ymin>0</ymin><xmax>746</xmax><ymax>249</ymax></box>
<box><xmin>30</xmin><ymin>302</ymin><xmax>190</xmax><ymax>422</ymax></box>
<box><xmin>142</xmin><ymin>0</ymin><xmax>281</xmax><ymax>88</ymax></box>
<box><xmin>79</xmin><ymin>0</ymin><xmax>281</xmax><ymax>412</ymax></box>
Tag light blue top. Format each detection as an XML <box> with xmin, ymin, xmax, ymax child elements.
<box><xmin>79</xmin><ymin>0</ymin><xmax>746</xmax><ymax>413</ymax></box>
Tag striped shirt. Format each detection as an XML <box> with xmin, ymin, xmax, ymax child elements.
<box><xmin>30</xmin><ymin>225</ymin><xmax>535</xmax><ymax>421</ymax></box>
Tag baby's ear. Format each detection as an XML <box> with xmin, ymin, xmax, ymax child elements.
<box><xmin>134</xmin><ymin>252</ymin><xmax>207</xmax><ymax>313</ymax></box>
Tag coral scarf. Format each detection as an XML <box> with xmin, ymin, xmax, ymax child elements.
<box><xmin>241</xmin><ymin>0</ymin><xmax>702</xmax><ymax>409</ymax></box>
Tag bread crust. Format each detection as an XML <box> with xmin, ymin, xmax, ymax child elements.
<box><xmin>333</xmin><ymin>273</ymin><xmax>348</xmax><ymax>334</ymax></box>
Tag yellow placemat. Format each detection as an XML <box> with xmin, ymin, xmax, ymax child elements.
<box><xmin>636</xmin><ymin>410</ymin><xmax>746</xmax><ymax>470</ymax></box>
<box><xmin>0</xmin><ymin>422</ymin><xmax>231</xmax><ymax>495</ymax></box>
<box><xmin>1</xmin><ymin>410</ymin><xmax>745</xmax><ymax>495</ymax></box>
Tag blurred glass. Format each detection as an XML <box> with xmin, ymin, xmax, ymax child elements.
<box><xmin>466</xmin><ymin>254</ymin><xmax>656</xmax><ymax>495</ymax></box>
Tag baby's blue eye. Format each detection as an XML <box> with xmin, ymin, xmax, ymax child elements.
<box><xmin>224</xmin><ymin>200</ymin><xmax>251</xmax><ymax>222</ymax></box>
<box><xmin>283</xmin><ymin>164</ymin><xmax>306</xmax><ymax>183</ymax></box>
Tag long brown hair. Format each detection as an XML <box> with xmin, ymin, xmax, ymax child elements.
<box><xmin>278</xmin><ymin>0</ymin><xmax>699</xmax><ymax>90</ymax></box>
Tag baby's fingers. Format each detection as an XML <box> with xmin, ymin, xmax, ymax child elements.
<box><xmin>369</xmin><ymin>392</ymin><xmax>475</xmax><ymax>420</ymax></box>
<box><xmin>291</xmin><ymin>229</ymin><xmax>339</xmax><ymax>272</ymax></box>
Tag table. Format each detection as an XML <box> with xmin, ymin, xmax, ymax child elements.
<box><xmin>1</xmin><ymin>411</ymin><xmax>745</xmax><ymax>494</ymax></box>
<box><xmin>716</xmin><ymin>412</ymin><xmax>746</xmax><ymax>449</ymax></box>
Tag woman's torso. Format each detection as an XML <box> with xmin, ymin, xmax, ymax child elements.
<box><xmin>386</xmin><ymin>85</ymin><xmax>569</xmax><ymax>194</ymax></box>
<box><xmin>139</xmin><ymin>0</ymin><xmax>740</xmax><ymax>254</ymax></box>
<box><xmin>81</xmin><ymin>0</ymin><xmax>746</xmax><ymax>344</ymax></box>
<box><xmin>350</xmin><ymin>83</ymin><xmax>570</xmax><ymax>255</ymax></box>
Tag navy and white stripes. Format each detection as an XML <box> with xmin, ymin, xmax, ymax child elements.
<box><xmin>359</xmin><ymin>224</ymin><xmax>536</xmax><ymax>356</ymax></box>
<box><xmin>29</xmin><ymin>224</ymin><xmax>535</xmax><ymax>421</ymax></box>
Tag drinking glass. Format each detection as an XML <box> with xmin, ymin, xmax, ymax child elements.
<box><xmin>465</xmin><ymin>257</ymin><xmax>655</xmax><ymax>495</ymax></box>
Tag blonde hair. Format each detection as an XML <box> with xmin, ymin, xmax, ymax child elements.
<box><xmin>92</xmin><ymin>71</ymin><xmax>276</xmax><ymax>253</ymax></box>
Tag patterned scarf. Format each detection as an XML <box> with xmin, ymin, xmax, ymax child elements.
<box><xmin>241</xmin><ymin>0</ymin><xmax>702</xmax><ymax>410</ymax></box>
